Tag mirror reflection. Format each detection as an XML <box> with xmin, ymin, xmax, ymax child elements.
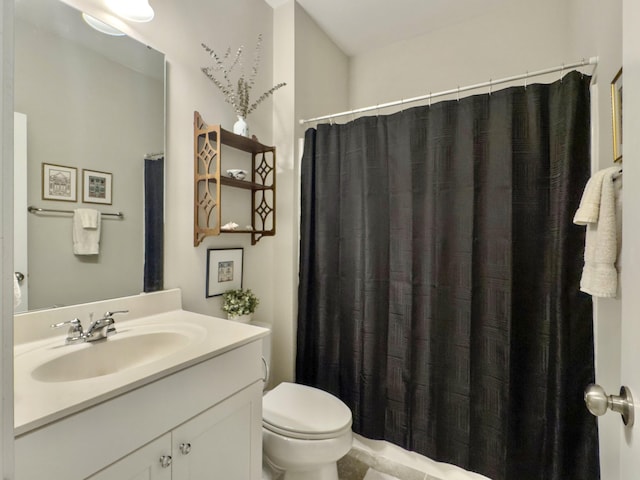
<box><xmin>14</xmin><ymin>0</ymin><xmax>165</xmax><ymax>311</ymax></box>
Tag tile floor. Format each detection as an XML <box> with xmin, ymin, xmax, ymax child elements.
<box><xmin>337</xmin><ymin>447</ymin><xmax>442</xmax><ymax>480</ymax></box>
<box><xmin>262</xmin><ymin>448</ymin><xmax>433</xmax><ymax>480</ymax></box>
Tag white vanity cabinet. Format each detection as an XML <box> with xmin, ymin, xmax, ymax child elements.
<box><xmin>88</xmin><ymin>434</ymin><xmax>172</xmax><ymax>480</ymax></box>
<box><xmin>15</xmin><ymin>336</ymin><xmax>264</xmax><ymax>480</ymax></box>
<box><xmin>172</xmin><ymin>384</ymin><xmax>258</xmax><ymax>479</ymax></box>
<box><xmin>88</xmin><ymin>382</ymin><xmax>261</xmax><ymax>480</ymax></box>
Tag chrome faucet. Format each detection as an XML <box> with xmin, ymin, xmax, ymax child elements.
<box><xmin>85</xmin><ymin>310</ymin><xmax>128</xmax><ymax>342</ymax></box>
<box><xmin>50</xmin><ymin>310</ymin><xmax>129</xmax><ymax>344</ymax></box>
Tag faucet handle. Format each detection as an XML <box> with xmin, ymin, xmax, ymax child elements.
<box><xmin>103</xmin><ymin>310</ymin><xmax>129</xmax><ymax>318</ymax></box>
<box><xmin>51</xmin><ymin>318</ymin><xmax>83</xmax><ymax>332</ymax></box>
<box><xmin>51</xmin><ymin>318</ymin><xmax>85</xmax><ymax>344</ymax></box>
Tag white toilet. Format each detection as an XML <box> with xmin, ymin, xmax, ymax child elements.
<box><xmin>253</xmin><ymin>322</ymin><xmax>353</xmax><ymax>480</ymax></box>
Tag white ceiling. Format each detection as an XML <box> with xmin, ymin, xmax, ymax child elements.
<box><xmin>15</xmin><ymin>0</ymin><xmax>164</xmax><ymax>79</ymax></box>
<box><xmin>266</xmin><ymin>0</ymin><xmax>511</xmax><ymax>56</ymax></box>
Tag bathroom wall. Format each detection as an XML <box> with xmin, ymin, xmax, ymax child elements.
<box><xmin>270</xmin><ymin>0</ymin><xmax>349</xmax><ymax>383</ymax></box>
<box><xmin>349</xmin><ymin>0</ymin><xmax>573</xmax><ymax>110</ymax></box>
<box><xmin>347</xmin><ymin>0</ymin><xmax>622</xmax><ymax>477</ymax></box>
<box><xmin>55</xmin><ymin>0</ymin><xmax>349</xmax><ymax>387</ymax></box>
<box><xmin>14</xmin><ymin>18</ymin><xmax>164</xmax><ymax>309</ymax></box>
<box><xmin>0</xmin><ymin>0</ymin><xmax>14</xmax><ymax>475</ymax></box>
<box><xmin>60</xmin><ymin>0</ymin><xmax>277</xmax><ymax>317</ymax></box>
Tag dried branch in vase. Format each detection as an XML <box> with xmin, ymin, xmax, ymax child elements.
<box><xmin>201</xmin><ymin>34</ymin><xmax>286</xmax><ymax>119</ymax></box>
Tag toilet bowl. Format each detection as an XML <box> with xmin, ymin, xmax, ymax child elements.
<box><xmin>262</xmin><ymin>382</ymin><xmax>353</xmax><ymax>480</ymax></box>
<box><xmin>250</xmin><ymin>321</ymin><xmax>353</xmax><ymax>480</ymax></box>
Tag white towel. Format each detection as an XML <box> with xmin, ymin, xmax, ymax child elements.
<box><xmin>13</xmin><ymin>273</ymin><xmax>21</xmax><ymax>308</ymax></box>
<box><xmin>573</xmin><ymin>166</ymin><xmax>622</xmax><ymax>297</ymax></box>
<box><xmin>73</xmin><ymin>208</ymin><xmax>101</xmax><ymax>255</ymax></box>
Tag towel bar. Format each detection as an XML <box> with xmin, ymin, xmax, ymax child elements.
<box><xmin>27</xmin><ymin>206</ymin><xmax>124</xmax><ymax>218</ymax></box>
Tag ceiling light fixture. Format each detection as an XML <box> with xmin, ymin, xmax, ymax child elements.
<box><xmin>105</xmin><ymin>0</ymin><xmax>155</xmax><ymax>23</ymax></box>
<box><xmin>81</xmin><ymin>13</ymin><xmax>126</xmax><ymax>36</ymax></box>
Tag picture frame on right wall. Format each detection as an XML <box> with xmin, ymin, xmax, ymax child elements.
<box><xmin>611</xmin><ymin>67</ymin><xmax>623</xmax><ymax>163</ymax></box>
<box><xmin>83</xmin><ymin>169</ymin><xmax>113</xmax><ymax>205</ymax></box>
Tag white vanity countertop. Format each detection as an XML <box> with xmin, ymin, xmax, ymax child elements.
<box><xmin>14</xmin><ymin>309</ymin><xmax>268</xmax><ymax>436</ymax></box>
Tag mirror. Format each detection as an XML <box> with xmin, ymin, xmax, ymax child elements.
<box><xmin>14</xmin><ymin>0</ymin><xmax>165</xmax><ymax>311</ymax></box>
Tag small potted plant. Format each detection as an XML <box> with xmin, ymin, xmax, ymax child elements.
<box><xmin>222</xmin><ymin>288</ymin><xmax>259</xmax><ymax>323</ymax></box>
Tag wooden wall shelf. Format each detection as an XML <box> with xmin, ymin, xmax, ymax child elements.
<box><xmin>194</xmin><ymin>112</ymin><xmax>276</xmax><ymax>246</ymax></box>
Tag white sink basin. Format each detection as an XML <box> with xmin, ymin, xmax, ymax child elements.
<box><xmin>16</xmin><ymin>321</ymin><xmax>206</xmax><ymax>384</ymax></box>
<box><xmin>31</xmin><ymin>331</ymin><xmax>193</xmax><ymax>382</ymax></box>
<box><xmin>14</xmin><ymin>308</ymin><xmax>269</xmax><ymax>435</ymax></box>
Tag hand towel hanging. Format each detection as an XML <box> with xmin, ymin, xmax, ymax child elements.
<box><xmin>573</xmin><ymin>166</ymin><xmax>622</xmax><ymax>297</ymax></box>
<box><xmin>73</xmin><ymin>208</ymin><xmax>101</xmax><ymax>255</ymax></box>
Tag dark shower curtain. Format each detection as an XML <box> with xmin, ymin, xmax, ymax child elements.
<box><xmin>144</xmin><ymin>156</ymin><xmax>164</xmax><ymax>292</ymax></box>
<box><xmin>296</xmin><ymin>71</ymin><xmax>598</xmax><ymax>480</ymax></box>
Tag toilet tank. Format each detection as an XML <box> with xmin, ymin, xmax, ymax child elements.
<box><xmin>250</xmin><ymin>321</ymin><xmax>271</xmax><ymax>388</ymax></box>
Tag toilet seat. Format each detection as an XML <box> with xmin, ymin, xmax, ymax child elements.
<box><xmin>263</xmin><ymin>382</ymin><xmax>352</xmax><ymax>440</ymax></box>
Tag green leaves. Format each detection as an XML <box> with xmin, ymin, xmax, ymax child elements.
<box><xmin>222</xmin><ymin>288</ymin><xmax>259</xmax><ymax>316</ymax></box>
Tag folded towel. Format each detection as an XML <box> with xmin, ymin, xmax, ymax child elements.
<box><xmin>13</xmin><ymin>273</ymin><xmax>21</xmax><ymax>308</ymax></box>
<box><xmin>78</xmin><ymin>208</ymin><xmax>99</xmax><ymax>228</ymax></box>
<box><xmin>573</xmin><ymin>167</ymin><xmax>622</xmax><ymax>297</ymax></box>
<box><xmin>73</xmin><ymin>208</ymin><xmax>101</xmax><ymax>255</ymax></box>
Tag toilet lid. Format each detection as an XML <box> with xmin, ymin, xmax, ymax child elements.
<box><xmin>263</xmin><ymin>382</ymin><xmax>352</xmax><ymax>439</ymax></box>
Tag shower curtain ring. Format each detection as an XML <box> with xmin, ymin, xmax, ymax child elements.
<box><xmin>561</xmin><ymin>63</ymin><xmax>565</xmax><ymax>82</ymax></box>
<box><xmin>489</xmin><ymin>79</ymin><xmax>492</xmax><ymax>96</ymax></box>
<box><xmin>457</xmin><ymin>86</ymin><xmax>460</xmax><ymax>102</ymax></box>
<box><xmin>525</xmin><ymin>71</ymin><xmax>528</xmax><ymax>90</ymax></box>
<box><xmin>429</xmin><ymin>92</ymin><xmax>432</xmax><ymax>108</ymax></box>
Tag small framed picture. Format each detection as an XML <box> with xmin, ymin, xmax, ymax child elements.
<box><xmin>611</xmin><ymin>68</ymin><xmax>623</xmax><ymax>163</ymax></box>
<box><xmin>83</xmin><ymin>169</ymin><xmax>113</xmax><ymax>204</ymax></box>
<box><xmin>42</xmin><ymin>163</ymin><xmax>77</xmax><ymax>202</ymax></box>
<box><xmin>206</xmin><ymin>248</ymin><xmax>243</xmax><ymax>297</ymax></box>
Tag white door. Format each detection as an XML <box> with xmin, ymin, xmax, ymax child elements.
<box><xmin>620</xmin><ymin>0</ymin><xmax>640</xmax><ymax>477</ymax></box>
<box><xmin>13</xmin><ymin>112</ymin><xmax>28</xmax><ymax>312</ymax></box>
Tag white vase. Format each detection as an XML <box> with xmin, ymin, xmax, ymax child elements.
<box><xmin>233</xmin><ymin>116</ymin><xmax>249</xmax><ymax>137</ymax></box>
<box><xmin>227</xmin><ymin>313</ymin><xmax>252</xmax><ymax>323</ymax></box>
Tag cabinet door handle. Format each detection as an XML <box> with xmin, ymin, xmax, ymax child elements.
<box><xmin>159</xmin><ymin>455</ymin><xmax>173</xmax><ymax>468</ymax></box>
<box><xmin>179</xmin><ymin>442</ymin><xmax>192</xmax><ymax>455</ymax></box>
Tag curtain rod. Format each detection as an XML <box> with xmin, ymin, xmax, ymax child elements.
<box><xmin>299</xmin><ymin>56</ymin><xmax>598</xmax><ymax>125</ymax></box>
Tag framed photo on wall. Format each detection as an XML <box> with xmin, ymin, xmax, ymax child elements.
<box><xmin>611</xmin><ymin>67</ymin><xmax>623</xmax><ymax>163</ymax></box>
<box><xmin>42</xmin><ymin>163</ymin><xmax>77</xmax><ymax>202</ymax></box>
<box><xmin>206</xmin><ymin>248</ymin><xmax>244</xmax><ymax>297</ymax></box>
<box><xmin>83</xmin><ymin>169</ymin><xmax>113</xmax><ymax>204</ymax></box>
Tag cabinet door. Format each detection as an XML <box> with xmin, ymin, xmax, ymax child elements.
<box><xmin>172</xmin><ymin>383</ymin><xmax>262</xmax><ymax>480</ymax></box>
<box><xmin>87</xmin><ymin>434</ymin><xmax>172</xmax><ymax>480</ymax></box>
